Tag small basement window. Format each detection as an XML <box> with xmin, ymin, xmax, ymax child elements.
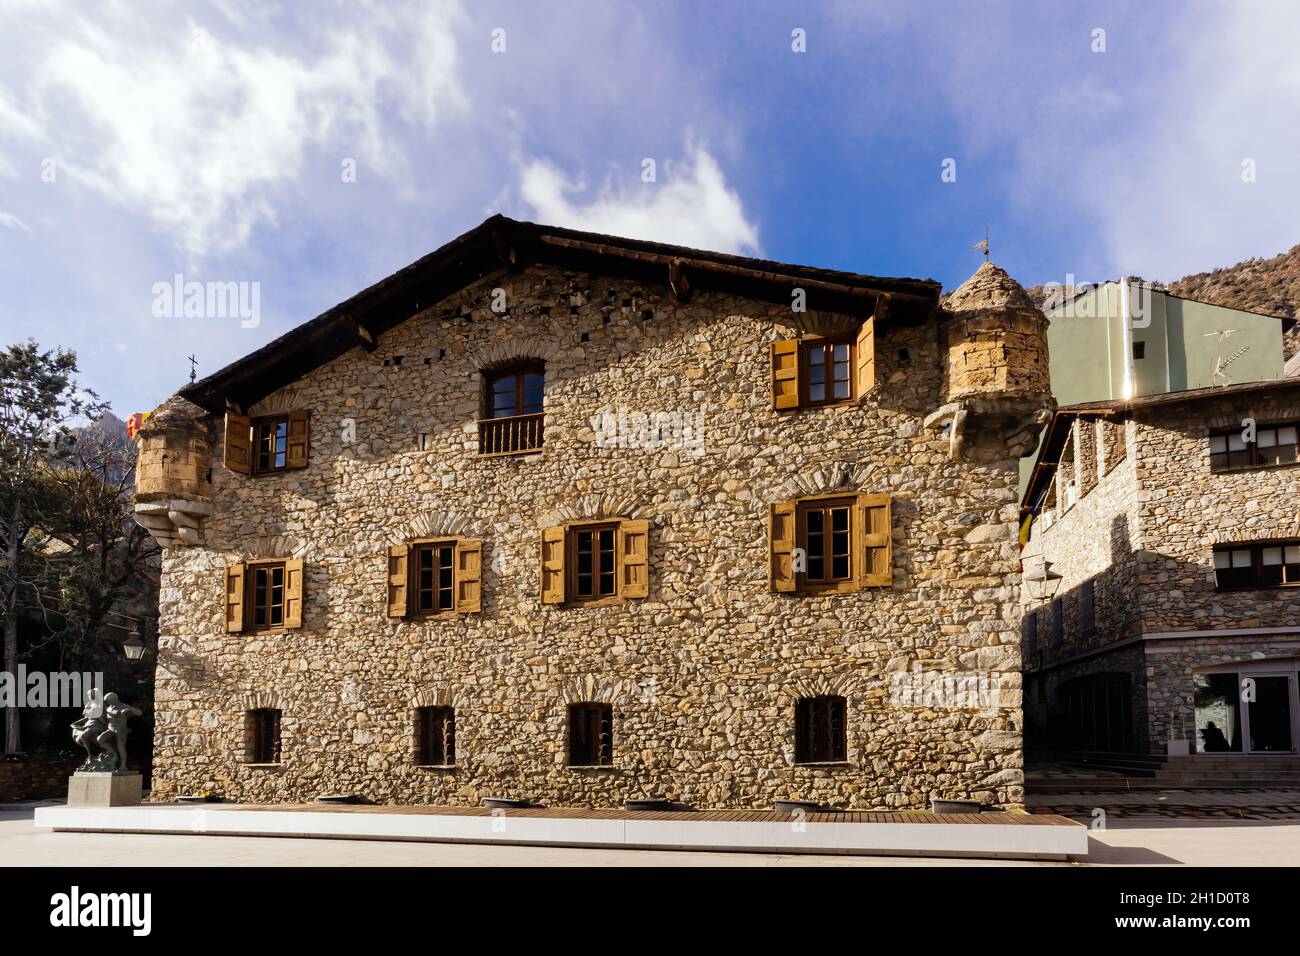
<box><xmin>568</xmin><ymin>702</ymin><xmax>613</xmax><ymax>767</ymax></box>
<box><xmin>415</xmin><ymin>706</ymin><xmax>455</xmax><ymax>766</ymax></box>
<box><xmin>795</xmin><ymin>696</ymin><xmax>847</xmax><ymax>764</ymax></box>
<box><xmin>245</xmin><ymin>708</ymin><xmax>281</xmax><ymax>764</ymax></box>
<box><xmin>1131</xmin><ymin>341</ymin><xmax>1146</xmax><ymax>360</ymax></box>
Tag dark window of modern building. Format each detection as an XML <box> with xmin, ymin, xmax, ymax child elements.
<box><xmin>246</xmin><ymin>708</ymin><xmax>281</xmax><ymax>764</ymax></box>
<box><xmin>794</xmin><ymin>695</ymin><xmax>848</xmax><ymax>764</ymax></box>
<box><xmin>1215</xmin><ymin>542</ymin><xmax>1300</xmax><ymax>590</ymax></box>
<box><xmin>1022</xmin><ymin>613</ymin><xmax>1038</xmax><ymax>658</ymax></box>
<box><xmin>415</xmin><ymin>706</ymin><xmax>455</xmax><ymax>766</ymax></box>
<box><xmin>568</xmin><ymin>702</ymin><xmax>613</xmax><ymax>766</ymax></box>
<box><xmin>1079</xmin><ymin>579</ymin><xmax>1096</xmax><ymax>635</ymax></box>
<box><xmin>1210</xmin><ymin>422</ymin><xmax>1299</xmax><ymax>471</ymax></box>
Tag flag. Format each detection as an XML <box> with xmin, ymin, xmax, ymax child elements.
<box><xmin>973</xmin><ymin>238</ymin><xmax>989</xmax><ymax>253</ymax></box>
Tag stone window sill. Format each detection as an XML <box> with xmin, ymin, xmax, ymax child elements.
<box><xmin>566</xmin><ymin>764</ymin><xmax>618</xmax><ymax>772</ymax></box>
<box><xmin>1211</xmin><ymin>460</ymin><xmax>1300</xmax><ymax>476</ymax></box>
<box><xmin>415</xmin><ymin>764</ymin><xmax>457</xmax><ymax>770</ymax></box>
<box><xmin>242</xmin><ymin>763</ymin><xmax>283</xmax><ymax>769</ymax></box>
<box><xmin>793</xmin><ymin>761</ymin><xmax>855</xmax><ymax>769</ymax></box>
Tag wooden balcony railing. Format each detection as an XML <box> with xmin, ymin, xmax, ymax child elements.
<box><xmin>478</xmin><ymin>412</ymin><xmax>544</xmax><ymax>457</ymax></box>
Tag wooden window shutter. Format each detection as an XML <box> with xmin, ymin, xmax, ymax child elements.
<box><xmin>770</xmin><ymin>339</ymin><xmax>800</xmax><ymax>410</ymax></box>
<box><xmin>857</xmin><ymin>493</ymin><xmax>892</xmax><ymax>587</ymax></box>
<box><xmin>618</xmin><ymin>519</ymin><xmax>649</xmax><ymax>599</ymax></box>
<box><xmin>540</xmin><ymin>526</ymin><xmax>566</xmax><ymax>605</ymax></box>
<box><xmin>285</xmin><ymin>410</ymin><xmax>310</xmax><ymax>469</ymax></box>
<box><xmin>283</xmin><ymin>558</ymin><xmax>305</xmax><ymax>628</ymax></box>
<box><xmin>855</xmin><ymin>315</ymin><xmax>876</xmax><ymax>398</ymax></box>
<box><xmin>225</xmin><ymin>563</ymin><xmax>246</xmax><ymax>632</ymax></box>
<box><xmin>768</xmin><ymin>501</ymin><xmax>797</xmax><ymax>592</ymax></box>
<box><xmin>223</xmin><ymin>413</ymin><xmax>252</xmax><ymax>475</ymax></box>
<box><xmin>455</xmin><ymin>539</ymin><xmax>482</xmax><ymax>613</ymax></box>
<box><xmin>387</xmin><ymin>544</ymin><xmax>410</xmax><ymax>618</ymax></box>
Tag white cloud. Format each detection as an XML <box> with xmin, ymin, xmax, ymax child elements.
<box><xmin>518</xmin><ymin>145</ymin><xmax>760</xmax><ymax>255</ymax></box>
<box><xmin>0</xmin><ymin>210</ymin><xmax>32</xmax><ymax>234</ymax></box>
<box><xmin>1</xmin><ymin>0</ymin><xmax>467</xmax><ymax>258</ymax></box>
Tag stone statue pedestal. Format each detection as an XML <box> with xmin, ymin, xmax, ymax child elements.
<box><xmin>67</xmin><ymin>772</ymin><xmax>142</xmax><ymax>807</ymax></box>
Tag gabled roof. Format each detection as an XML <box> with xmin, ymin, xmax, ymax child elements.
<box><xmin>1020</xmin><ymin>376</ymin><xmax>1300</xmax><ymax>515</ymax></box>
<box><xmin>179</xmin><ymin>214</ymin><xmax>942</xmax><ymax>414</ymax></box>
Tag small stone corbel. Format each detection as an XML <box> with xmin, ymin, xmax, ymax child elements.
<box><xmin>922</xmin><ymin>402</ymin><xmax>969</xmax><ymax>461</ymax></box>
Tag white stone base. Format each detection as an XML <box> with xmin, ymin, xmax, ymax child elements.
<box><xmin>33</xmin><ymin>804</ymin><xmax>1087</xmax><ymax>860</ymax></box>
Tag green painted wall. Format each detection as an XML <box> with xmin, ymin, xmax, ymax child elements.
<box><xmin>1019</xmin><ymin>283</ymin><xmax>1285</xmax><ymax>497</ymax></box>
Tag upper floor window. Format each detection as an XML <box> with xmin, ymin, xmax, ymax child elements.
<box><xmin>387</xmin><ymin>538</ymin><xmax>482</xmax><ymax>618</ymax></box>
<box><xmin>1079</xmin><ymin>579</ymin><xmax>1095</xmax><ymax>636</ymax></box>
<box><xmin>1215</xmin><ymin>542</ymin><xmax>1300</xmax><ymax>591</ymax></box>
<box><xmin>769</xmin><ymin>493</ymin><xmax>891</xmax><ymax>594</ymax></box>
<box><xmin>479</xmin><ymin>362</ymin><xmax>544</xmax><ymax>455</ymax></box>
<box><xmin>770</xmin><ymin>318</ymin><xmax>876</xmax><ymax>412</ymax></box>
<box><xmin>224</xmin><ymin>411</ymin><xmax>310</xmax><ymax>475</ymax></box>
<box><xmin>225</xmin><ymin>559</ymin><xmax>305</xmax><ymax>633</ymax></box>
<box><xmin>540</xmin><ymin>519</ymin><xmax>649</xmax><ymax>606</ymax></box>
<box><xmin>803</xmin><ymin>339</ymin><xmax>853</xmax><ymax>406</ymax></box>
<box><xmin>795</xmin><ymin>695</ymin><xmax>847</xmax><ymax>764</ymax></box>
<box><xmin>1210</xmin><ymin>422</ymin><xmax>1299</xmax><ymax>472</ymax></box>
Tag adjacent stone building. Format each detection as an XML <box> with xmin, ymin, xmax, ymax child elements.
<box><xmin>135</xmin><ymin>217</ymin><xmax>1052</xmax><ymax>809</ymax></box>
<box><xmin>1021</xmin><ymin>377</ymin><xmax>1300</xmax><ymax>756</ymax></box>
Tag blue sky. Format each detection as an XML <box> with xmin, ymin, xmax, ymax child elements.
<box><xmin>2</xmin><ymin>0</ymin><xmax>1299</xmax><ymax>417</ymax></box>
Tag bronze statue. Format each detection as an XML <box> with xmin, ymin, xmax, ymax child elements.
<box><xmin>71</xmin><ymin>689</ymin><xmax>141</xmax><ymax>773</ymax></box>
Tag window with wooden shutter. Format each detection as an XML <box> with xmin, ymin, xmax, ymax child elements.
<box><xmin>387</xmin><ymin>544</ymin><xmax>410</xmax><ymax>618</ymax></box>
<box><xmin>618</xmin><ymin>519</ymin><xmax>649</xmax><ymax>599</ymax></box>
<box><xmin>856</xmin><ymin>493</ymin><xmax>892</xmax><ymax>587</ymax></box>
<box><xmin>540</xmin><ymin>526</ymin><xmax>566</xmax><ymax>604</ymax></box>
<box><xmin>285</xmin><ymin>409</ymin><xmax>310</xmax><ymax>469</ymax></box>
<box><xmin>223</xmin><ymin>413</ymin><xmax>251</xmax><ymax>475</ymax></box>
<box><xmin>454</xmin><ymin>539</ymin><xmax>482</xmax><ymax>613</ymax></box>
<box><xmin>283</xmin><ymin>558</ymin><xmax>304</xmax><ymax>628</ymax></box>
<box><xmin>855</xmin><ymin>315</ymin><xmax>876</xmax><ymax>398</ymax></box>
<box><xmin>770</xmin><ymin>339</ymin><xmax>800</xmax><ymax>410</ymax></box>
<box><xmin>225</xmin><ymin>563</ymin><xmax>245</xmax><ymax>632</ymax></box>
<box><xmin>769</xmin><ymin>501</ymin><xmax>797</xmax><ymax>592</ymax></box>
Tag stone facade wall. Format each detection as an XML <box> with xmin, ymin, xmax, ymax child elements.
<box><xmin>0</xmin><ymin>755</ymin><xmax>80</xmax><ymax>800</ymax></box>
<box><xmin>1028</xmin><ymin>393</ymin><xmax>1300</xmax><ymax>753</ymax></box>
<box><xmin>150</xmin><ymin>265</ymin><xmax>1030</xmax><ymax>810</ymax></box>
<box><xmin>1133</xmin><ymin>396</ymin><xmax>1300</xmax><ymax>633</ymax></box>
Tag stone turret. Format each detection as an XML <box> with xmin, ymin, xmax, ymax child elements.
<box><xmin>924</xmin><ymin>261</ymin><xmax>1054</xmax><ymax>461</ymax></box>
<box><xmin>942</xmin><ymin>260</ymin><xmax>1051</xmax><ymax>401</ymax></box>
<box><xmin>132</xmin><ymin>394</ymin><xmax>213</xmax><ymax>548</ymax></box>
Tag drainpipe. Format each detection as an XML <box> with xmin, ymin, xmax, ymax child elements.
<box><xmin>1119</xmin><ymin>277</ymin><xmax>1134</xmax><ymax>400</ymax></box>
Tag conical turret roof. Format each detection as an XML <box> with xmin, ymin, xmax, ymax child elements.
<box><xmin>946</xmin><ymin>260</ymin><xmax>1038</xmax><ymax>312</ymax></box>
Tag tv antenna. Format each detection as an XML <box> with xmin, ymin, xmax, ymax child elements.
<box><xmin>1203</xmin><ymin>329</ymin><xmax>1250</xmax><ymax>386</ymax></box>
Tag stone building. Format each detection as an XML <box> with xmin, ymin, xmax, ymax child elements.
<box><xmin>1021</xmin><ymin>377</ymin><xmax>1300</xmax><ymax>756</ymax></box>
<box><xmin>134</xmin><ymin>217</ymin><xmax>1052</xmax><ymax>809</ymax></box>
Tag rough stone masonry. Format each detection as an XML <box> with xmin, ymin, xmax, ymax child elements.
<box><xmin>136</xmin><ymin>223</ymin><xmax>1051</xmax><ymax>810</ymax></box>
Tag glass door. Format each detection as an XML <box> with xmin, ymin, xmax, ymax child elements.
<box><xmin>1247</xmin><ymin>674</ymin><xmax>1295</xmax><ymax>753</ymax></box>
